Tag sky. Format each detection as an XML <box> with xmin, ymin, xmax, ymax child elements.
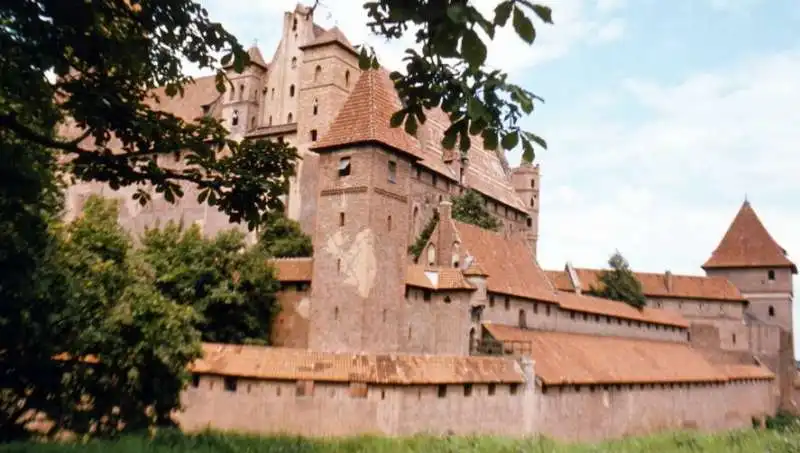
<box><xmin>196</xmin><ymin>0</ymin><xmax>800</xmax><ymax>346</ymax></box>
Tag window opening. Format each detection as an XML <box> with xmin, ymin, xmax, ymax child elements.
<box><xmin>388</xmin><ymin>160</ymin><xmax>397</xmax><ymax>183</ymax></box>
<box><xmin>338</xmin><ymin>157</ymin><xmax>351</xmax><ymax>177</ymax></box>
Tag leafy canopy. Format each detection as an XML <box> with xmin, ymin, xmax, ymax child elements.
<box><xmin>451</xmin><ymin>189</ymin><xmax>502</xmax><ymax>231</ymax></box>
<box><xmin>258</xmin><ymin>213</ymin><xmax>314</xmax><ymax>258</ymax></box>
<box><xmin>358</xmin><ymin>0</ymin><xmax>552</xmax><ymax>161</ymax></box>
<box><xmin>588</xmin><ymin>251</ymin><xmax>647</xmax><ymax>310</ymax></box>
<box><xmin>138</xmin><ymin>221</ymin><xmax>281</xmax><ymax>345</ymax></box>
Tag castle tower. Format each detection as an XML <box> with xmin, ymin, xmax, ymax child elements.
<box><xmin>702</xmin><ymin>200</ymin><xmax>796</xmax><ymax>331</ymax></box>
<box><xmin>305</xmin><ymin>69</ymin><xmax>420</xmax><ymax>353</ymax></box>
<box><xmin>510</xmin><ymin>162</ymin><xmax>541</xmax><ymax>258</ymax></box>
<box><xmin>221</xmin><ymin>45</ymin><xmax>268</xmax><ymax>139</ymax></box>
<box><xmin>290</xmin><ymin>26</ymin><xmax>361</xmax><ymax>231</ymax></box>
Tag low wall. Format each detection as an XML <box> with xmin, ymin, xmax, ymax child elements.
<box><xmin>176</xmin><ymin>374</ymin><xmax>775</xmax><ymax>440</ymax></box>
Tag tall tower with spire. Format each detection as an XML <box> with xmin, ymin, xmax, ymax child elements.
<box><xmin>702</xmin><ymin>200</ymin><xmax>796</xmax><ymax>331</ymax></box>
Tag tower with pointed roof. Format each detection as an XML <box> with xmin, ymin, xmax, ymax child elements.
<box><xmin>510</xmin><ymin>162</ymin><xmax>541</xmax><ymax>258</ymax></box>
<box><xmin>221</xmin><ymin>45</ymin><xmax>268</xmax><ymax>139</ymax></box>
<box><xmin>702</xmin><ymin>200</ymin><xmax>796</xmax><ymax>331</ymax></box>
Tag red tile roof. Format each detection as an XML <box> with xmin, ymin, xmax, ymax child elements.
<box><xmin>405</xmin><ymin>265</ymin><xmax>475</xmax><ymax>291</ymax></box>
<box><xmin>703</xmin><ymin>201</ymin><xmax>796</xmax><ymax>272</ymax></box>
<box><xmin>299</xmin><ymin>26</ymin><xmax>358</xmax><ymax>56</ymax></box>
<box><xmin>312</xmin><ymin>69</ymin><xmax>422</xmax><ymax>159</ymax></box>
<box><xmin>555</xmin><ymin>291</ymin><xmax>689</xmax><ymax>328</ymax></box>
<box><xmin>453</xmin><ymin>220</ymin><xmax>558</xmax><ymax>303</ymax></box>
<box><xmin>269</xmin><ymin>258</ymin><xmax>313</xmax><ymax>282</ymax></box>
<box><xmin>484</xmin><ymin>325</ymin><xmax>730</xmax><ymax>385</ymax></box>
<box><xmin>546</xmin><ymin>268</ymin><xmax>746</xmax><ymax>302</ymax></box>
<box><xmin>194</xmin><ymin>343</ymin><xmax>524</xmax><ymax>384</ymax></box>
<box><xmin>718</xmin><ymin>364</ymin><xmax>775</xmax><ymax>381</ymax></box>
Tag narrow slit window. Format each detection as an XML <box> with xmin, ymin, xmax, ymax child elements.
<box><xmin>338</xmin><ymin>157</ymin><xmax>351</xmax><ymax>177</ymax></box>
<box><xmin>388</xmin><ymin>160</ymin><xmax>397</xmax><ymax>183</ymax></box>
<box><xmin>224</xmin><ymin>377</ymin><xmax>238</xmax><ymax>392</ymax></box>
<box><xmin>339</xmin><ymin>212</ymin><xmax>345</xmax><ymax>226</ymax></box>
<box><xmin>310</xmin><ymin>129</ymin><xmax>318</xmax><ymax>142</ymax></box>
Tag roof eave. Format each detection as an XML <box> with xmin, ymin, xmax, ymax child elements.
<box><xmin>298</xmin><ymin>40</ymin><xmax>360</xmax><ymax>58</ymax></box>
<box><xmin>311</xmin><ymin>139</ymin><xmax>422</xmax><ymax>161</ymax></box>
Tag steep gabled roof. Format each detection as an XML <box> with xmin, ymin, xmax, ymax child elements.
<box><xmin>299</xmin><ymin>26</ymin><xmax>358</xmax><ymax>56</ymax></box>
<box><xmin>246</xmin><ymin>46</ymin><xmax>269</xmax><ymax>70</ymax></box>
<box><xmin>312</xmin><ymin>69</ymin><xmax>422</xmax><ymax>159</ymax></box>
<box><xmin>405</xmin><ymin>265</ymin><xmax>475</xmax><ymax>291</ymax></box>
<box><xmin>453</xmin><ymin>220</ymin><xmax>558</xmax><ymax>303</ymax></box>
<box><xmin>703</xmin><ymin>201</ymin><xmax>796</xmax><ymax>272</ymax></box>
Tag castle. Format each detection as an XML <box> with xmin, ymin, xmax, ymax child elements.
<box><xmin>61</xmin><ymin>4</ymin><xmax>796</xmax><ymax>442</ymax></box>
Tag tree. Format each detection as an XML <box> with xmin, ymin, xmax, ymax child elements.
<box><xmin>588</xmin><ymin>251</ymin><xmax>647</xmax><ymax>309</ymax></box>
<box><xmin>3</xmin><ymin>0</ymin><xmax>551</xmax><ymax>233</ymax></box>
<box><xmin>408</xmin><ymin>210</ymin><xmax>440</xmax><ymax>261</ymax></box>
<box><xmin>451</xmin><ymin>189</ymin><xmax>502</xmax><ymax>231</ymax></box>
<box><xmin>258</xmin><ymin>213</ymin><xmax>313</xmax><ymax>258</ymax></box>
<box><xmin>139</xmin><ymin>222</ymin><xmax>280</xmax><ymax>345</ymax></box>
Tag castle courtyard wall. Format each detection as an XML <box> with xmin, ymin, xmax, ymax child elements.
<box><xmin>176</xmin><ymin>374</ymin><xmax>775</xmax><ymax>440</ymax></box>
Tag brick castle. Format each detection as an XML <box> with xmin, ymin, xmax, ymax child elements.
<box><xmin>61</xmin><ymin>4</ymin><xmax>797</xmax><ymax>442</ymax></box>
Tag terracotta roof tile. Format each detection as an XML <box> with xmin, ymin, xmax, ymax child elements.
<box><xmin>718</xmin><ymin>364</ymin><xmax>775</xmax><ymax>381</ymax></box>
<box><xmin>547</xmin><ymin>268</ymin><xmax>746</xmax><ymax>302</ymax></box>
<box><xmin>703</xmin><ymin>201</ymin><xmax>796</xmax><ymax>272</ymax></box>
<box><xmin>405</xmin><ymin>265</ymin><xmax>475</xmax><ymax>291</ymax></box>
<box><xmin>555</xmin><ymin>291</ymin><xmax>689</xmax><ymax>328</ymax></box>
<box><xmin>193</xmin><ymin>343</ymin><xmax>524</xmax><ymax>384</ymax></box>
<box><xmin>246</xmin><ymin>123</ymin><xmax>298</xmax><ymax>138</ymax></box>
<box><xmin>484</xmin><ymin>325</ymin><xmax>727</xmax><ymax>385</ymax></box>
<box><xmin>269</xmin><ymin>258</ymin><xmax>313</xmax><ymax>282</ymax></box>
<box><xmin>312</xmin><ymin>69</ymin><xmax>422</xmax><ymax>158</ymax></box>
<box><xmin>463</xmin><ymin>261</ymin><xmax>489</xmax><ymax>277</ymax></box>
<box><xmin>453</xmin><ymin>220</ymin><xmax>558</xmax><ymax>303</ymax></box>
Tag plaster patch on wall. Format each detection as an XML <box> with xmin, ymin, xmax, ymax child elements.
<box><xmin>296</xmin><ymin>297</ymin><xmax>311</xmax><ymax>319</ymax></box>
<box><xmin>325</xmin><ymin>228</ymin><xmax>377</xmax><ymax>298</ymax></box>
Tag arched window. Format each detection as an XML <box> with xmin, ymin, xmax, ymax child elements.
<box><xmin>314</xmin><ymin>65</ymin><xmax>322</xmax><ymax>82</ymax></box>
<box><xmin>287</xmin><ymin>113</ymin><xmax>293</xmax><ymax>122</ymax></box>
<box><xmin>229</xmin><ymin>85</ymin><xmax>235</xmax><ymax>101</ymax></box>
<box><xmin>518</xmin><ymin>309</ymin><xmax>527</xmax><ymax>329</ymax></box>
<box><xmin>412</xmin><ymin>206</ymin><xmax>420</xmax><ymax>235</ymax></box>
<box><xmin>292</xmin><ymin>17</ymin><xmax>297</xmax><ymax>31</ymax></box>
<box><xmin>444</xmin><ymin>296</ymin><xmax>451</xmax><ymax>304</ymax></box>
<box><xmin>427</xmin><ymin>244</ymin><xmax>436</xmax><ymax>266</ymax></box>
<box><xmin>291</xmin><ymin>57</ymin><xmax>297</xmax><ymax>69</ymax></box>
<box><xmin>289</xmin><ymin>85</ymin><xmax>295</xmax><ymax>97</ymax></box>
<box><xmin>250</xmin><ymin>116</ymin><xmax>256</xmax><ymax>129</ymax></box>
<box><xmin>231</xmin><ymin>110</ymin><xmax>239</xmax><ymax>126</ymax></box>
<box><xmin>531</xmin><ymin>179</ymin><xmax>535</xmax><ymax>188</ymax></box>
<box><xmin>313</xmin><ymin>98</ymin><xmax>319</xmax><ymax>115</ymax></box>
<box><xmin>334</xmin><ymin>306</ymin><xmax>339</xmax><ymax>320</ymax></box>
<box><xmin>238</xmin><ymin>84</ymin><xmax>244</xmax><ymax>101</ymax></box>
<box><xmin>768</xmin><ymin>305</ymin><xmax>775</xmax><ymax>317</ymax></box>
<box><xmin>452</xmin><ymin>241</ymin><xmax>460</xmax><ymax>268</ymax></box>
<box><xmin>345</xmin><ymin>70</ymin><xmax>350</xmax><ymax>87</ymax></box>
<box><xmin>469</xmin><ymin>327</ymin><xmax>476</xmax><ymax>353</ymax></box>
<box><xmin>768</xmin><ymin>270</ymin><xmax>776</xmax><ymax>281</ymax></box>
<box><xmin>530</xmin><ymin>198</ymin><xmax>535</xmax><ymax>207</ymax></box>
<box><xmin>387</xmin><ymin>215</ymin><xmax>392</xmax><ymax>231</ymax></box>
<box><xmin>310</xmin><ymin>129</ymin><xmax>317</xmax><ymax>142</ymax></box>
<box><xmin>526</xmin><ymin>217</ymin><xmax>532</xmax><ymax>227</ymax></box>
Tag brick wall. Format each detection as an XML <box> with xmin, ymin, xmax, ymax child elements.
<box><xmin>271</xmin><ymin>284</ymin><xmax>311</xmax><ymax>348</ymax></box>
<box><xmin>403</xmin><ymin>289</ymin><xmax>472</xmax><ymax>355</ymax></box>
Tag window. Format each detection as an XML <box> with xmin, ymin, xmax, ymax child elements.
<box><xmin>382</xmin><ymin>309</ymin><xmax>387</xmax><ymax>323</ymax></box>
<box><xmin>444</xmin><ymin>296</ymin><xmax>451</xmax><ymax>304</ymax></box>
<box><xmin>224</xmin><ymin>377</ymin><xmax>238</xmax><ymax>392</ymax></box>
<box><xmin>768</xmin><ymin>270</ymin><xmax>776</xmax><ymax>281</ymax></box>
<box><xmin>271</xmin><ymin>88</ymin><xmax>275</xmax><ymax>99</ymax></box>
<box><xmin>345</xmin><ymin>70</ymin><xmax>351</xmax><ymax>87</ymax></box>
<box><xmin>769</xmin><ymin>305</ymin><xmax>775</xmax><ymax>317</ymax></box>
<box><xmin>509</xmin><ymin>383</ymin><xmax>519</xmax><ymax>395</ymax></box>
<box><xmin>291</xmin><ymin>57</ymin><xmax>297</xmax><ymax>69</ymax></box>
<box><xmin>527</xmin><ymin>217</ymin><xmax>532</xmax><ymax>227</ymax></box>
<box><xmin>289</xmin><ymin>85</ymin><xmax>295</xmax><ymax>97</ymax></box>
<box><xmin>504</xmin><ymin>296</ymin><xmax>510</xmax><ymax>310</ymax></box>
<box><xmin>533</xmin><ymin>303</ymin><xmax>538</xmax><ymax>314</ymax></box>
<box><xmin>546</xmin><ymin>305</ymin><xmax>551</xmax><ymax>316</ymax></box>
<box><xmin>250</xmin><ymin>116</ymin><xmax>256</xmax><ymax>129</ymax></box>
<box><xmin>229</xmin><ymin>86</ymin><xmax>235</xmax><ymax>101</ymax></box>
<box><xmin>388</xmin><ymin>160</ymin><xmax>397</xmax><ymax>183</ymax></box>
<box><xmin>334</xmin><ymin>306</ymin><xmax>339</xmax><ymax>320</ymax></box>
<box><xmin>488</xmin><ymin>383</ymin><xmax>497</xmax><ymax>396</ymax></box>
<box><xmin>231</xmin><ymin>110</ymin><xmax>239</xmax><ymax>126</ymax></box>
<box><xmin>438</xmin><ymin>385</ymin><xmax>447</xmax><ymax>398</ymax></box>
<box><xmin>310</xmin><ymin>129</ymin><xmax>318</xmax><ymax>142</ymax></box>
<box><xmin>387</xmin><ymin>215</ymin><xmax>392</xmax><ymax>231</ymax></box>
<box><xmin>732</xmin><ymin>333</ymin><xmax>737</xmax><ymax>345</ymax></box>
<box><xmin>427</xmin><ymin>244</ymin><xmax>436</xmax><ymax>266</ymax></box>
<box><xmin>432</xmin><ymin>174</ymin><xmax>438</xmax><ymax>187</ymax></box>
<box><xmin>339</xmin><ymin>212</ymin><xmax>345</xmax><ymax>227</ymax></box>
<box><xmin>469</xmin><ymin>327</ymin><xmax>476</xmax><ymax>352</ymax></box>
<box><xmin>296</xmin><ymin>380</ymin><xmax>314</xmax><ymax>397</ymax></box>
<box><xmin>268</xmin><ymin>115</ymin><xmax>273</xmax><ymax>126</ymax></box>
<box><xmin>489</xmin><ymin>295</ymin><xmax>495</xmax><ymax>307</ymax></box>
<box><xmin>531</xmin><ymin>179</ymin><xmax>535</xmax><ymax>188</ymax></box>
<box><xmin>238</xmin><ymin>84</ymin><xmax>244</xmax><ymax>101</ymax></box>
<box><xmin>313</xmin><ymin>98</ymin><xmax>319</xmax><ymax>115</ymax></box>
<box><xmin>423</xmin><ymin>290</ymin><xmax>432</xmax><ymax>302</ymax></box>
<box><xmin>530</xmin><ymin>198</ymin><xmax>535</xmax><ymax>207</ymax></box>
<box><xmin>518</xmin><ymin>309</ymin><xmax>527</xmax><ymax>329</ymax></box>
<box><xmin>314</xmin><ymin>65</ymin><xmax>322</xmax><ymax>82</ymax></box>
<box><xmin>338</xmin><ymin>157</ymin><xmax>351</xmax><ymax>177</ymax></box>
<box><xmin>464</xmin><ymin>384</ymin><xmax>473</xmax><ymax>397</ymax></box>
<box><xmin>287</xmin><ymin>113</ymin><xmax>293</xmax><ymax>122</ymax></box>
<box><xmin>415</xmin><ymin>166</ymin><xmax>421</xmax><ymax>179</ymax></box>
<box><xmin>337</xmin><ymin>259</ymin><xmax>341</xmax><ymax>273</ymax></box>
<box><xmin>191</xmin><ymin>375</ymin><xmax>200</xmax><ymax>388</ymax></box>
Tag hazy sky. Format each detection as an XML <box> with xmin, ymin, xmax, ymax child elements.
<box><xmin>196</xmin><ymin>0</ymin><xmax>800</xmax><ymax>345</ymax></box>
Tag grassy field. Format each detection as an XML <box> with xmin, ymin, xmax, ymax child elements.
<box><xmin>2</xmin><ymin>427</ymin><xmax>800</xmax><ymax>453</ymax></box>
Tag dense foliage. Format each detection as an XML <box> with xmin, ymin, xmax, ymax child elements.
<box><xmin>2</xmin><ymin>428</ymin><xmax>800</xmax><ymax>453</ymax></box>
<box><xmin>588</xmin><ymin>252</ymin><xmax>647</xmax><ymax>309</ymax></box>
<box><xmin>139</xmin><ymin>221</ymin><xmax>280</xmax><ymax>345</ymax></box>
<box><xmin>258</xmin><ymin>213</ymin><xmax>314</xmax><ymax>258</ymax></box>
<box><xmin>408</xmin><ymin>211</ymin><xmax>440</xmax><ymax>261</ymax></box>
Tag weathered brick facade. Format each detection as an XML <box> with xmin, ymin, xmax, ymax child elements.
<box><xmin>58</xmin><ymin>3</ymin><xmax>794</xmax><ymax>442</ymax></box>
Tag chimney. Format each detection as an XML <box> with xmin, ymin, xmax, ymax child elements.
<box><xmin>565</xmin><ymin>261</ymin><xmax>582</xmax><ymax>295</ymax></box>
<box><xmin>664</xmin><ymin>270</ymin><xmax>673</xmax><ymax>293</ymax></box>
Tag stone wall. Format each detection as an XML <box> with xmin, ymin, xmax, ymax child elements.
<box><xmin>271</xmin><ymin>283</ymin><xmax>311</xmax><ymax>348</ymax></box>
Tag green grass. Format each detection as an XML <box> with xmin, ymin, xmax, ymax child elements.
<box><xmin>2</xmin><ymin>427</ymin><xmax>800</xmax><ymax>453</ymax></box>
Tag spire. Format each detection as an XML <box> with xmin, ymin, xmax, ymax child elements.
<box><xmin>702</xmin><ymin>200</ymin><xmax>796</xmax><ymax>273</ymax></box>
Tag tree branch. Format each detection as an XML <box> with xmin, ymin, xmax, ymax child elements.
<box><xmin>0</xmin><ymin>112</ymin><xmax>85</xmax><ymax>153</ymax></box>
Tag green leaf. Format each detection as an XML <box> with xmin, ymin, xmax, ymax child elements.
<box><xmin>524</xmin><ymin>131</ymin><xmax>548</xmax><ymax>149</ymax></box>
<box><xmin>442</xmin><ymin>127</ymin><xmax>458</xmax><ymax>150</ymax></box>
<box><xmin>513</xmin><ymin>7</ymin><xmax>536</xmax><ymax>44</ymax></box>
<box><xmin>458</xmin><ymin>130</ymin><xmax>472</xmax><ymax>152</ymax></box>
<box><xmin>467</xmin><ymin>97</ymin><xmax>487</xmax><ymax>120</ymax></box>
<box><xmin>390</xmin><ymin>110</ymin><xmax>407</xmax><ymax>128</ymax></box>
<box><xmin>404</xmin><ymin>114</ymin><xmax>418</xmax><ymax>136</ymax></box>
<box><xmin>532</xmin><ymin>4</ymin><xmax>554</xmax><ymax>24</ymax></box>
<box><xmin>164</xmin><ymin>84</ymin><xmax>178</xmax><ymax>97</ymax></box>
<box><xmin>220</xmin><ymin>52</ymin><xmax>233</xmax><ymax>67</ymax></box>
<box><xmin>501</xmin><ymin>131</ymin><xmax>519</xmax><ymax>150</ymax></box>
<box><xmin>461</xmin><ymin>28</ymin><xmax>487</xmax><ymax>69</ymax></box>
<box><xmin>494</xmin><ymin>1</ymin><xmax>513</xmax><ymax>26</ymax></box>
<box><xmin>358</xmin><ymin>47</ymin><xmax>371</xmax><ymax>70</ymax></box>
<box><xmin>482</xmin><ymin>129</ymin><xmax>499</xmax><ymax>151</ymax></box>
<box><xmin>521</xmin><ymin>138</ymin><xmax>535</xmax><ymax>163</ymax></box>
<box><xmin>447</xmin><ymin>4</ymin><xmax>466</xmax><ymax>23</ymax></box>
<box><xmin>197</xmin><ymin>189</ymin><xmax>209</xmax><ymax>204</ymax></box>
